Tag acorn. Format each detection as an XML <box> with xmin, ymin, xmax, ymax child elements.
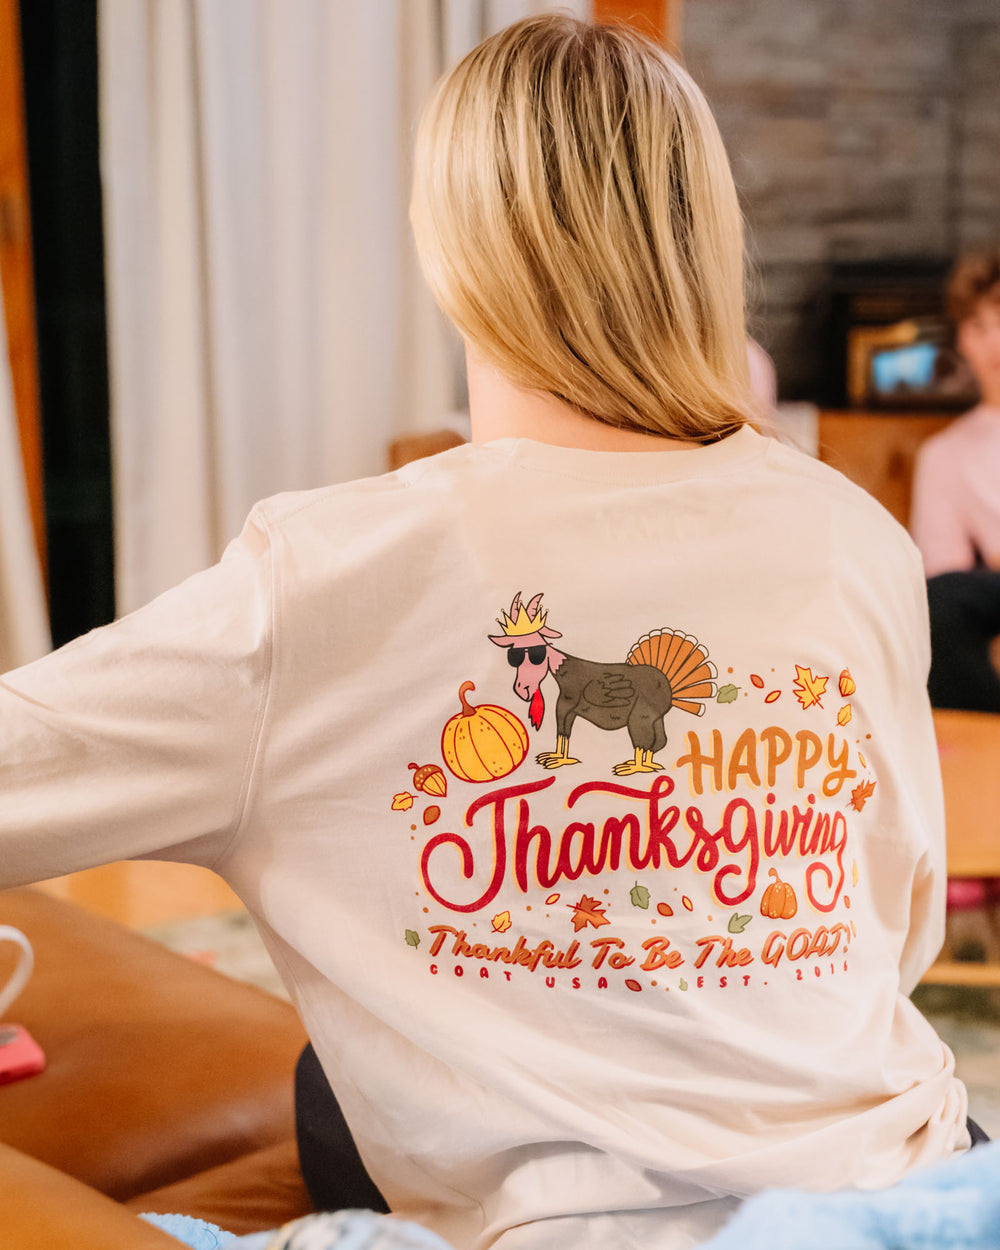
<box><xmin>839</xmin><ymin>669</ymin><xmax>856</xmax><ymax>697</ymax></box>
<box><xmin>408</xmin><ymin>762</ymin><xmax>447</xmax><ymax>798</ymax></box>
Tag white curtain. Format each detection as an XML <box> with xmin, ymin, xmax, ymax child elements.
<box><xmin>0</xmin><ymin>298</ymin><xmax>50</xmax><ymax>672</ymax></box>
<box><xmin>100</xmin><ymin>0</ymin><xmax>588</xmax><ymax>615</ymax></box>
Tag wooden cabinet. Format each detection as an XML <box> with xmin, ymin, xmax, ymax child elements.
<box><xmin>817</xmin><ymin>410</ymin><xmax>954</xmax><ymax>528</ymax></box>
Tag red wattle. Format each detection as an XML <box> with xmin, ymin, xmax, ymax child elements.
<box><xmin>529</xmin><ymin>689</ymin><xmax>544</xmax><ymax>731</ymax></box>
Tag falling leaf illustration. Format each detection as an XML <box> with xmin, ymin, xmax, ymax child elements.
<box><xmin>858</xmin><ymin>751</ymin><xmax>867</xmax><ymax>768</ymax></box>
<box><xmin>630</xmin><ymin>882</ymin><xmax>651</xmax><ymax>910</ymax></box>
<box><xmin>792</xmin><ymin>665</ymin><xmax>828</xmax><ymax>710</ymax></box>
<box><xmin>765</xmin><ymin>690</ymin><xmax>781</xmax><ymax>703</ymax></box>
<box><xmin>716</xmin><ymin>683</ymin><xmax>739</xmax><ymax>704</ymax></box>
<box><xmin>492</xmin><ymin>910</ymin><xmax>512</xmax><ymax>933</ymax></box>
<box><xmin>681</xmin><ymin>895</ymin><xmax>694</xmax><ymax>912</ymax></box>
<box><xmin>392</xmin><ymin>792</ymin><xmax>415</xmax><ymax>811</ymax></box>
<box><xmin>850</xmin><ymin>779</ymin><xmax>877</xmax><ymax>812</ymax></box>
<box><xmin>624</xmin><ymin>979</ymin><xmax>643</xmax><ymax>992</ymax></box>
<box><xmin>852</xmin><ymin>860</ymin><xmax>859</xmax><ymax>886</ymax></box>
<box><xmin>728</xmin><ymin>913</ymin><xmax>752</xmax><ymax>934</ymax></box>
<box><xmin>545</xmin><ymin>893</ymin><xmax>561</xmax><ymax>905</ymax></box>
<box><xmin>657</xmin><ymin>902</ymin><xmax>674</xmax><ymax>918</ymax></box>
<box><xmin>837</xmin><ymin>704</ymin><xmax>853</xmax><ymax>727</ymax></box>
<box><xmin>569</xmin><ymin>894</ymin><xmax>611</xmax><ymax>932</ymax></box>
<box><xmin>404</xmin><ymin>930</ymin><xmax>420</xmax><ymax>948</ymax></box>
<box><xmin>679</xmin><ymin>978</ymin><xmax>689</xmax><ymax>991</ymax></box>
<box><xmin>850</xmin><ymin>921</ymin><xmax>857</xmax><ymax>938</ymax></box>
<box><xmin>750</xmin><ymin>673</ymin><xmax>765</xmax><ymax>688</ymax></box>
<box><xmin>423</xmin><ymin>805</ymin><xmax>441</xmax><ymax>825</ymax></box>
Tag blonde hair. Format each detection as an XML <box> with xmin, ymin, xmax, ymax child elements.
<box><xmin>411</xmin><ymin>14</ymin><xmax>750</xmax><ymax>442</ymax></box>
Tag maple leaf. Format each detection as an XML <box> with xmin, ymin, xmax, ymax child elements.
<box><xmin>569</xmin><ymin>894</ymin><xmax>610</xmax><ymax>932</ymax></box>
<box><xmin>792</xmin><ymin>665</ymin><xmax>828</xmax><ymax>710</ymax></box>
<box><xmin>850</xmin><ymin>779</ymin><xmax>877</xmax><ymax>812</ymax></box>
<box><xmin>491</xmin><ymin>910</ymin><xmax>512</xmax><ymax>933</ymax></box>
<box><xmin>630</xmin><ymin>882</ymin><xmax>651</xmax><ymax>909</ymax></box>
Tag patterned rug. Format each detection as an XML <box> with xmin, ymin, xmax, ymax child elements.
<box><xmin>145</xmin><ymin>912</ymin><xmax>1000</xmax><ymax>1139</ymax></box>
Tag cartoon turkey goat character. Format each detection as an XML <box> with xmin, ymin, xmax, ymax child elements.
<box><xmin>489</xmin><ymin>593</ymin><xmax>717</xmax><ymax>776</ymax></box>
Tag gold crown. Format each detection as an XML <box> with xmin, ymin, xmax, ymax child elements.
<box><xmin>497</xmin><ymin>602</ymin><xmax>547</xmax><ymax>637</ymax></box>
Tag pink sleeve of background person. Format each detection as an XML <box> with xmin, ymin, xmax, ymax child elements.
<box><xmin>910</xmin><ymin>431</ymin><xmax>977</xmax><ymax>576</ymax></box>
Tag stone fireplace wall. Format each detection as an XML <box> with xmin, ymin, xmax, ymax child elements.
<box><xmin>683</xmin><ymin>0</ymin><xmax>1000</xmax><ymax>400</ymax></box>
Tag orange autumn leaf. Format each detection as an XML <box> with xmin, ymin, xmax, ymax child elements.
<box><xmin>765</xmin><ymin>690</ymin><xmax>781</xmax><ymax>703</ymax></box>
<box><xmin>491</xmin><ymin>910</ymin><xmax>512</xmax><ymax>933</ymax></box>
<box><xmin>837</xmin><ymin>704</ymin><xmax>853</xmax><ymax>727</ymax></box>
<box><xmin>750</xmin><ymin>673</ymin><xmax>765</xmax><ymax>688</ymax></box>
<box><xmin>792</xmin><ymin>665</ymin><xmax>828</xmax><ymax>710</ymax></box>
<box><xmin>850</xmin><ymin>779</ymin><xmax>877</xmax><ymax>812</ymax></box>
<box><xmin>569</xmin><ymin>894</ymin><xmax>610</xmax><ymax>932</ymax></box>
<box><xmin>391</xmin><ymin>792</ymin><xmax>415</xmax><ymax>811</ymax></box>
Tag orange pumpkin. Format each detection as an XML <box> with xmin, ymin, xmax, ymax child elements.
<box><xmin>441</xmin><ymin>682</ymin><xmax>528</xmax><ymax>783</ymax></box>
<box><xmin>760</xmin><ymin>867</ymin><xmax>797</xmax><ymax>919</ymax></box>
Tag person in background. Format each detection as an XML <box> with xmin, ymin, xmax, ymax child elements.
<box><xmin>910</xmin><ymin>249</ymin><xmax>1000</xmax><ymax>713</ymax></box>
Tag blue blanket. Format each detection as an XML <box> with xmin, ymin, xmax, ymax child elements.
<box><xmin>700</xmin><ymin>1141</ymin><xmax>1000</xmax><ymax>1250</ymax></box>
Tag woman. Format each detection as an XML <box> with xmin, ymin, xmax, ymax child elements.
<box><xmin>0</xmin><ymin>16</ymin><xmax>972</xmax><ymax>1250</ymax></box>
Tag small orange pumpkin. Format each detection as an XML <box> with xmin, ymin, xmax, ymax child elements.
<box><xmin>760</xmin><ymin>867</ymin><xmax>797</xmax><ymax>920</ymax></box>
<box><xmin>441</xmin><ymin>682</ymin><xmax>528</xmax><ymax>783</ymax></box>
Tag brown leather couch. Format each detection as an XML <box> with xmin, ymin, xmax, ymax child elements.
<box><xmin>0</xmin><ymin>886</ymin><xmax>315</xmax><ymax>1247</ymax></box>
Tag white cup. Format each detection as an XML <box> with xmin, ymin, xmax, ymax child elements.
<box><xmin>0</xmin><ymin>926</ymin><xmax>34</xmax><ymax>1018</ymax></box>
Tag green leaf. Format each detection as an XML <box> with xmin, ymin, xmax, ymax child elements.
<box><xmin>716</xmin><ymin>683</ymin><xmax>739</xmax><ymax>704</ymax></box>
<box><xmin>630</xmin><ymin>881</ymin><xmax>651</xmax><ymax>910</ymax></box>
<box><xmin>404</xmin><ymin>929</ymin><xmax>420</xmax><ymax>948</ymax></box>
<box><xmin>728</xmin><ymin>913</ymin><xmax>752</xmax><ymax>934</ymax></box>
<box><xmin>679</xmin><ymin>978</ymin><xmax>688</xmax><ymax>991</ymax></box>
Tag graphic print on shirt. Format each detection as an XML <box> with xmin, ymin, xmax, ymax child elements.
<box><xmin>393</xmin><ymin>592</ymin><xmax>872</xmax><ymax>996</ymax></box>
<box><xmin>487</xmin><ymin>592</ymin><xmax>717</xmax><ymax>776</ymax></box>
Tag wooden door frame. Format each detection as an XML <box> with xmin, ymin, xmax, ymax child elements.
<box><xmin>592</xmin><ymin>0</ymin><xmax>683</xmax><ymax>52</ymax></box>
<box><xmin>0</xmin><ymin>0</ymin><xmax>46</xmax><ymax>584</ymax></box>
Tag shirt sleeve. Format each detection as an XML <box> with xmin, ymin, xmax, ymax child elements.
<box><xmin>910</xmin><ymin>438</ymin><xmax>976</xmax><ymax>576</ymax></box>
<box><xmin>0</xmin><ymin>508</ymin><xmax>272</xmax><ymax>889</ymax></box>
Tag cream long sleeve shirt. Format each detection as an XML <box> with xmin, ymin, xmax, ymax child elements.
<box><xmin>0</xmin><ymin>426</ymin><xmax>967</xmax><ymax>1250</ymax></box>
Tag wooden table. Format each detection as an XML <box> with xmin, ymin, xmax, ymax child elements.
<box><xmin>923</xmin><ymin>709</ymin><xmax>1000</xmax><ymax>986</ymax></box>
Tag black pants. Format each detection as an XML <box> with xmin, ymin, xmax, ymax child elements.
<box><xmin>295</xmin><ymin>1042</ymin><xmax>389</xmax><ymax>1213</ymax></box>
<box><xmin>293</xmin><ymin>1043</ymin><xmax>991</xmax><ymax>1212</ymax></box>
<box><xmin>926</xmin><ymin>571</ymin><xmax>1000</xmax><ymax>713</ymax></box>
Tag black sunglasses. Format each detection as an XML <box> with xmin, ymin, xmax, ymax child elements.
<box><xmin>507</xmin><ymin>645</ymin><xmax>547</xmax><ymax>667</ymax></box>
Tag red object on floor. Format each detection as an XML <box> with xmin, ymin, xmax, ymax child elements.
<box><xmin>946</xmin><ymin>878</ymin><xmax>989</xmax><ymax>910</ymax></box>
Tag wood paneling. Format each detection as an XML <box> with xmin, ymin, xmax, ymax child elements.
<box><xmin>817</xmin><ymin>410</ymin><xmax>953</xmax><ymax>528</ymax></box>
<box><xmin>593</xmin><ymin>0</ymin><xmax>683</xmax><ymax>52</ymax></box>
<box><xmin>0</xmin><ymin>0</ymin><xmax>45</xmax><ymax>582</ymax></box>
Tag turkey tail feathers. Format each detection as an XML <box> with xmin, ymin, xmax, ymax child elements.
<box><xmin>627</xmin><ymin>629</ymin><xmax>717</xmax><ymax>714</ymax></box>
